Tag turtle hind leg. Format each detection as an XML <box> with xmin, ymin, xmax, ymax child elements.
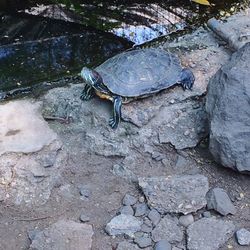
<box><xmin>109</xmin><ymin>96</ymin><xmax>122</xmax><ymax>129</ymax></box>
<box><xmin>179</xmin><ymin>68</ymin><xmax>195</xmax><ymax>90</ymax></box>
<box><xmin>80</xmin><ymin>84</ymin><xmax>95</xmax><ymax>100</ymax></box>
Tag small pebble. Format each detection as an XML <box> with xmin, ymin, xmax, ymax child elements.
<box><xmin>134</xmin><ymin>203</ymin><xmax>149</xmax><ymax>217</ymax></box>
<box><xmin>119</xmin><ymin>205</ymin><xmax>134</xmax><ymax>216</ymax></box>
<box><xmin>179</xmin><ymin>214</ymin><xmax>194</xmax><ymax>227</ymax></box>
<box><xmin>79</xmin><ymin>213</ymin><xmax>90</xmax><ymax>223</ymax></box>
<box><xmin>202</xmin><ymin>211</ymin><xmax>211</xmax><ymax>218</ymax></box>
<box><xmin>134</xmin><ymin>236</ymin><xmax>152</xmax><ymax>248</ymax></box>
<box><xmin>148</xmin><ymin>209</ymin><xmax>161</xmax><ymax>226</ymax></box>
<box><xmin>154</xmin><ymin>239</ymin><xmax>172</xmax><ymax>250</ymax></box>
<box><xmin>27</xmin><ymin>229</ymin><xmax>40</xmax><ymax>241</ymax></box>
<box><xmin>123</xmin><ymin>194</ymin><xmax>138</xmax><ymax>206</ymax></box>
<box><xmin>79</xmin><ymin>186</ymin><xmax>91</xmax><ymax>198</ymax></box>
<box><xmin>236</xmin><ymin>228</ymin><xmax>250</xmax><ymax>246</ymax></box>
<box><xmin>138</xmin><ymin>196</ymin><xmax>145</xmax><ymax>203</ymax></box>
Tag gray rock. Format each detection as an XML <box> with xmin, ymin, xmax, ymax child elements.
<box><xmin>79</xmin><ymin>213</ymin><xmax>90</xmax><ymax>223</ymax></box>
<box><xmin>236</xmin><ymin>228</ymin><xmax>250</xmax><ymax>246</ymax></box>
<box><xmin>27</xmin><ymin>229</ymin><xmax>41</xmax><ymax>241</ymax></box>
<box><xmin>151</xmin><ymin>216</ymin><xmax>183</xmax><ymax>243</ymax></box>
<box><xmin>134</xmin><ymin>236</ymin><xmax>152</xmax><ymax>248</ymax></box>
<box><xmin>123</xmin><ymin>194</ymin><xmax>138</xmax><ymax>206</ymax></box>
<box><xmin>119</xmin><ymin>205</ymin><xmax>134</xmax><ymax>216</ymax></box>
<box><xmin>79</xmin><ymin>186</ymin><xmax>91</xmax><ymax>198</ymax></box>
<box><xmin>105</xmin><ymin>214</ymin><xmax>143</xmax><ymax>236</ymax></box>
<box><xmin>206</xmin><ymin>188</ymin><xmax>236</xmax><ymax>216</ymax></box>
<box><xmin>141</xmin><ymin>223</ymin><xmax>153</xmax><ymax>233</ymax></box>
<box><xmin>139</xmin><ymin>175</ymin><xmax>209</xmax><ymax>214</ymax></box>
<box><xmin>187</xmin><ymin>217</ymin><xmax>235</xmax><ymax>250</ymax></box>
<box><xmin>112</xmin><ymin>164</ymin><xmax>138</xmax><ymax>183</ymax></box>
<box><xmin>29</xmin><ymin>220</ymin><xmax>93</xmax><ymax>250</ymax></box>
<box><xmin>179</xmin><ymin>214</ymin><xmax>194</xmax><ymax>227</ymax></box>
<box><xmin>117</xmin><ymin>241</ymin><xmax>140</xmax><ymax>250</ymax></box>
<box><xmin>206</xmin><ymin>43</ymin><xmax>250</xmax><ymax>173</ymax></box>
<box><xmin>154</xmin><ymin>240</ymin><xmax>172</xmax><ymax>250</ymax></box>
<box><xmin>202</xmin><ymin>211</ymin><xmax>211</xmax><ymax>218</ymax></box>
<box><xmin>148</xmin><ymin>209</ymin><xmax>161</xmax><ymax>226</ymax></box>
<box><xmin>134</xmin><ymin>203</ymin><xmax>149</xmax><ymax>217</ymax></box>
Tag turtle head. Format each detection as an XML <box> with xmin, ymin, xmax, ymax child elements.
<box><xmin>80</xmin><ymin>67</ymin><xmax>102</xmax><ymax>88</ymax></box>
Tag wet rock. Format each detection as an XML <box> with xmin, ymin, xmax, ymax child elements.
<box><xmin>179</xmin><ymin>214</ymin><xmax>194</xmax><ymax>227</ymax></box>
<box><xmin>148</xmin><ymin>209</ymin><xmax>161</xmax><ymax>226</ymax></box>
<box><xmin>123</xmin><ymin>194</ymin><xmax>138</xmax><ymax>206</ymax></box>
<box><xmin>206</xmin><ymin>188</ymin><xmax>236</xmax><ymax>215</ymax></box>
<box><xmin>151</xmin><ymin>216</ymin><xmax>183</xmax><ymax>243</ymax></box>
<box><xmin>206</xmin><ymin>43</ymin><xmax>250</xmax><ymax>173</ymax></box>
<box><xmin>117</xmin><ymin>241</ymin><xmax>140</xmax><ymax>250</ymax></box>
<box><xmin>139</xmin><ymin>174</ymin><xmax>209</xmax><ymax>214</ymax></box>
<box><xmin>105</xmin><ymin>214</ymin><xmax>143</xmax><ymax>236</ymax></box>
<box><xmin>154</xmin><ymin>240</ymin><xmax>172</xmax><ymax>250</ymax></box>
<box><xmin>29</xmin><ymin>220</ymin><xmax>93</xmax><ymax>250</ymax></box>
<box><xmin>134</xmin><ymin>235</ymin><xmax>152</xmax><ymax>248</ymax></box>
<box><xmin>236</xmin><ymin>228</ymin><xmax>250</xmax><ymax>246</ymax></box>
<box><xmin>187</xmin><ymin>217</ymin><xmax>235</xmax><ymax>250</ymax></box>
<box><xmin>134</xmin><ymin>203</ymin><xmax>149</xmax><ymax>217</ymax></box>
<box><xmin>119</xmin><ymin>205</ymin><xmax>134</xmax><ymax>216</ymax></box>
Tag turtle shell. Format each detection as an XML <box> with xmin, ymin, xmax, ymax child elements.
<box><xmin>95</xmin><ymin>48</ymin><xmax>183</xmax><ymax>97</ymax></box>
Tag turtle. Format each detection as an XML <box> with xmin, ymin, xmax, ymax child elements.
<box><xmin>80</xmin><ymin>48</ymin><xmax>195</xmax><ymax>129</ymax></box>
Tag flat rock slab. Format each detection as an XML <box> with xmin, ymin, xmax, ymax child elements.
<box><xmin>187</xmin><ymin>217</ymin><xmax>235</xmax><ymax>250</ymax></box>
<box><xmin>105</xmin><ymin>214</ymin><xmax>143</xmax><ymax>236</ymax></box>
<box><xmin>0</xmin><ymin>100</ymin><xmax>57</xmax><ymax>155</ymax></box>
<box><xmin>29</xmin><ymin>220</ymin><xmax>93</xmax><ymax>250</ymax></box>
<box><xmin>151</xmin><ymin>216</ymin><xmax>183</xmax><ymax>243</ymax></box>
<box><xmin>139</xmin><ymin>174</ymin><xmax>209</xmax><ymax>214</ymax></box>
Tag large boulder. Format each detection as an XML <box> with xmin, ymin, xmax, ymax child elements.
<box><xmin>206</xmin><ymin>43</ymin><xmax>250</xmax><ymax>173</ymax></box>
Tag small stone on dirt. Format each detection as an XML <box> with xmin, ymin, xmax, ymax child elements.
<box><xmin>123</xmin><ymin>194</ymin><xmax>138</xmax><ymax>206</ymax></box>
<box><xmin>79</xmin><ymin>213</ymin><xmax>90</xmax><ymax>223</ymax></box>
<box><xmin>134</xmin><ymin>235</ymin><xmax>152</xmax><ymax>248</ymax></box>
<box><xmin>79</xmin><ymin>186</ymin><xmax>91</xmax><ymax>198</ymax></box>
<box><xmin>151</xmin><ymin>216</ymin><xmax>183</xmax><ymax>243</ymax></box>
<box><xmin>179</xmin><ymin>214</ymin><xmax>194</xmax><ymax>227</ymax></box>
<box><xmin>206</xmin><ymin>188</ymin><xmax>236</xmax><ymax>215</ymax></box>
<box><xmin>154</xmin><ymin>239</ymin><xmax>172</xmax><ymax>250</ymax></box>
<box><xmin>117</xmin><ymin>241</ymin><xmax>140</xmax><ymax>250</ymax></box>
<box><xmin>236</xmin><ymin>228</ymin><xmax>250</xmax><ymax>246</ymax></box>
<box><xmin>105</xmin><ymin>214</ymin><xmax>143</xmax><ymax>236</ymax></box>
<box><xmin>119</xmin><ymin>205</ymin><xmax>134</xmax><ymax>216</ymax></box>
<box><xmin>148</xmin><ymin>209</ymin><xmax>161</xmax><ymax>226</ymax></box>
<box><xmin>134</xmin><ymin>203</ymin><xmax>149</xmax><ymax>217</ymax></box>
<box><xmin>187</xmin><ymin>217</ymin><xmax>235</xmax><ymax>250</ymax></box>
<box><xmin>202</xmin><ymin>211</ymin><xmax>211</xmax><ymax>218</ymax></box>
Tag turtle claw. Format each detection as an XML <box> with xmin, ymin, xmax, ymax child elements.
<box><xmin>109</xmin><ymin>117</ymin><xmax>118</xmax><ymax>129</ymax></box>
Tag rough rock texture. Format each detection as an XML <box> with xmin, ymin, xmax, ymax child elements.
<box><xmin>0</xmin><ymin>100</ymin><xmax>57</xmax><ymax>155</ymax></box>
<box><xmin>154</xmin><ymin>240</ymin><xmax>172</xmax><ymax>250</ymax></box>
<box><xmin>105</xmin><ymin>214</ymin><xmax>143</xmax><ymax>236</ymax></box>
<box><xmin>0</xmin><ymin>100</ymin><xmax>66</xmax><ymax>206</ymax></box>
<box><xmin>151</xmin><ymin>216</ymin><xmax>183</xmax><ymax>243</ymax></box>
<box><xmin>117</xmin><ymin>241</ymin><xmax>140</xmax><ymax>250</ymax></box>
<box><xmin>29</xmin><ymin>220</ymin><xmax>93</xmax><ymax>250</ymax></box>
<box><xmin>206</xmin><ymin>43</ymin><xmax>250</xmax><ymax>173</ymax></box>
<box><xmin>236</xmin><ymin>228</ymin><xmax>250</xmax><ymax>246</ymax></box>
<box><xmin>187</xmin><ymin>218</ymin><xmax>235</xmax><ymax>250</ymax></box>
<box><xmin>206</xmin><ymin>188</ymin><xmax>236</xmax><ymax>216</ymax></box>
<box><xmin>139</xmin><ymin>175</ymin><xmax>209</xmax><ymax>214</ymax></box>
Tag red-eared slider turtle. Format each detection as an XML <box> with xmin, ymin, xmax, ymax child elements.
<box><xmin>80</xmin><ymin>48</ymin><xmax>195</xmax><ymax>129</ymax></box>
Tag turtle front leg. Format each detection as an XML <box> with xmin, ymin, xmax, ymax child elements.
<box><xmin>80</xmin><ymin>84</ymin><xmax>95</xmax><ymax>100</ymax></box>
<box><xmin>109</xmin><ymin>96</ymin><xmax>122</xmax><ymax>129</ymax></box>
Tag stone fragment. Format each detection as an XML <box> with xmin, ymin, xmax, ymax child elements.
<box><xmin>187</xmin><ymin>217</ymin><xmax>235</xmax><ymax>250</ymax></box>
<box><xmin>206</xmin><ymin>188</ymin><xmax>236</xmax><ymax>215</ymax></box>
<box><xmin>206</xmin><ymin>43</ymin><xmax>250</xmax><ymax>173</ymax></box>
<box><xmin>134</xmin><ymin>203</ymin><xmax>149</xmax><ymax>217</ymax></box>
<box><xmin>154</xmin><ymin>240</ymin><xmax>172</xmax><ymax>250</ymax></box>
<box><xmin>236</xmin><ymin>228</ymin><xmax>250</xmax><ymax>246</ymax></box>
<box><xmin>202</xmin><ymin>211</ymin><xmax>211</xmax><ymax>218</ymax></box>
<box><xmin>29</xmin><ymin>220</ymin><xmax>93</xmax><ymax>250</ymax></box>
<box><xmin>179</xmin><ymin>214</ymin><xmax>194</xmax><ymax>227</ymax></box>
<box><xmin>141</xmin><ymin>223</ymin><xmax>152</xmax><ymax>233</ymax></box>
<box><xmin>117</xmin><ymin>241</ymin><xmax>140</xmax><ymax>250</ymax></box>
<box><xmin>151</xmin><ymin>216</ymin><xmax>183</xmax><ymax>243</ymax></box>
<box><xmin>148</xmin><ymin>209</ymin><xmax>161</xmax><ymax>226</ymax></box>
<box><xmin>105</xmin><ymin>214</ymin><xmax>142</xmax><ymax>236</ymax></box>
<box><xmin>139</xmin><ymin>175</ymin><xmax>209</xmax><ymax>214</ymax></box>
<box><xmin>119</xmin><ymin>205</ymin><xmax>134</xmax><ymax>216</ymax></box>
<box><xmin>123</xmin><ymin>194</ymin><xmax>138</xmax><ymax>206</ymax></box>
<box><xmin>79</xmin><ymin>213</ymin><xmax>90</xmax><ymax>223</ymax></box>
<box><xmin>112</xmin><ymin>164</ymin><xmax>138</xmax><ymax>183</ymax></box>
<box><xmin>134</xmin><ymin>236</ymin><xmax>152</xmax><ymax>248</ymax></box>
